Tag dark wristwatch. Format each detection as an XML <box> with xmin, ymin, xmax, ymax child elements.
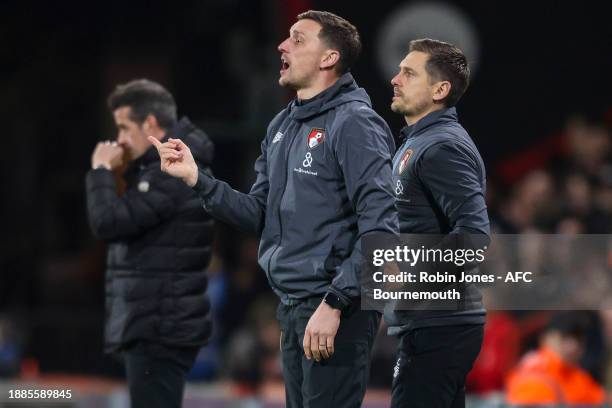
<box><xmin>323</xmin><ymin>291</ymin><xmax>347</xmax><ymax>312</ymax></box>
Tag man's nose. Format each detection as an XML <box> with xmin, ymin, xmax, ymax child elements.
<box><xmin>278</xmin><ymin>38</ymin><xmax>289</xmax><ymax>53</ymax></box>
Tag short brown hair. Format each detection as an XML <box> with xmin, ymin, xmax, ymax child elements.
<box><xmin>409</xmin><ymin>39</ymin><xmax>470</xmax><ymax>107</ymax></box>
<box><xmin>297</xmin><ymin>10</ymin><xmax>361</xmax><ymax>75</ymax></box>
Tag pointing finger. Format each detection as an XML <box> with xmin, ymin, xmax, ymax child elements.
<box><xmin>148</xmin><ymin>136</ymin><xmax>163</xmax><ymax>148</ymax></box>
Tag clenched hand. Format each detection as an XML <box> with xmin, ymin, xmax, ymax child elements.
<box><xmin>91</xmin><ymin>141</ymin><xmax>124</xmax><ymax>170</ymax></box>
<box><xmin>148</xmin><ymin>136</ymin><xmax>199</xmax><ymax>187</ymax></box>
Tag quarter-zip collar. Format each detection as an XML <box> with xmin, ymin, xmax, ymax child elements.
<box><xmin>398</xmin><ymin>107</ymin><xmax>458</xmax><ymax>144</ymax></box>
<box><xmin>287</xmin><ymin>73</ymin><xmax>371</xmax><ymax>122</ymax></box>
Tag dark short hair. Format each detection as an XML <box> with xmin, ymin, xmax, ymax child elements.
<box><xmin>545</xmin><ymin>311</ymin><xmax>590</xmax><ymax>340</ymax></box>
<box><xmin>409</xmin><ymin>39</ymin><xmax>470</xmax><ymax>107</ymax></box>
<box><xmin>107</xmin><ymin>79</ymin><xmax>177</xmax><ymax>130</ymax></box>
<box><xmin>297</xmin><ymin>10</ymin><xmax>361</xmax><ymax>75</ymax></box>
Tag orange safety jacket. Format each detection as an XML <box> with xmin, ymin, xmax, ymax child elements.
<box><xmin>506</xmin><ymin>346</ymin><xmax>607</xmax><ymax>405</ymax></box>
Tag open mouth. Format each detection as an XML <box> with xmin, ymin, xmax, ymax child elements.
<box><xmin>280</xmin><ymin>57</ymin><xmax>290</xmax><ymax>74</ymax></box>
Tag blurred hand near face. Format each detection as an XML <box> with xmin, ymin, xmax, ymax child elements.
<box><xmin>92</xmin><ymin>141</ymin><xmax>124</xmax><ymax>170</ymax></box>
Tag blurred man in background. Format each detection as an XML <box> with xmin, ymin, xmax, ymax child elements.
<box><xmin>506</xmin><ymin>311</ymin><xmax>607</xmax><ymax>405</ymax></box>
<box><xmin>386</xmin><ymin>39</ymin><xmax>489</xmax><ymax>407</ymax></box>
<box><xmin>85</xmin><ymin>79</ymin><xmax>215</xmax><ymax>408</ymax></box>
<box><xmin>150</xmin><ymin>10</ymin><xmax>399</xmax><ymax>408</ymax></box>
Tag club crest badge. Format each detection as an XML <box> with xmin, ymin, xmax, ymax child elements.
<box><xmin>307</xmin><ymin>128</ymin><xmax>326</xmax><ymax>149</ymax></box>
<box><xmin>398</xmin><ymin>149</ymin><xmax>413</xmax><ymax>175</ymax></box>
<box><xmin>138</xmin><ymin>180</ymin><xmax>150</xmax><ymax>193</ymax></box>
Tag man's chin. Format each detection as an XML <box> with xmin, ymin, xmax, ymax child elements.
<box><xmin>278</xmin><ymin>77</ymin><xmax>293</xmax><ymax>89</ymax></box>
<box><xmin>280</xmin><ymin>75</ymin><xmax>303</xmax><ymax>91</ymax></box>
<box><xmin>390</xmin><ymin>103</ymin><xmax>404</xmax><ymax>115</ymax></box>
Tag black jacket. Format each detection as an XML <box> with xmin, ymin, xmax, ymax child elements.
<box><xmin>385</xmin><ymin>107</ymin><xmax>490</xmax><ymax>334</ymax></box>
<box><xmin>193</xmin><ymin>73</ymin><xmax>399</xmax><ymax>306</ymax></box>
<box><xmin>86</xmin><ymin>117</ymin><xmax>214</xmax><ymax>352</ymax></box>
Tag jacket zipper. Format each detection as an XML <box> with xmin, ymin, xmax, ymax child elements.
<box><xmin>267</xmin><ymin>125</ymin><xmax>299</xmax><ymax>294</ymax></box>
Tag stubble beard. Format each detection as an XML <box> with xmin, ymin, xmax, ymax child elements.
<box><xmin>280</xmin><ymin>66</ymin><xmax>316</xmax><ymax>94</ymax></box>
<box><xmin>391</xmin><ymin>101</ymin><xmax>404</xmax><ymax>115</ymax></box>
<box><xmin>392</xmin><ymin>97</ymin><xmax>430</xmax><ymax>120</ymax></box>
<box><xmin>279</xmin><ymin>75</ymin><xmax>305</xmax><ymax>92</ymax></box>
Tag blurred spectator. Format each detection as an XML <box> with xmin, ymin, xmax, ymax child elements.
<box><xmin>188</xmin><ymin>249</ymin><xmax>229</xmax><ymax>380</ymax></box>
<box><xmin>562</xmin><ymin>116</ymin><xmax>611</xmax><ymax>181</ymax></box>
<box><xmin>225</xmin><ymin>295</ymin><xmax>281</xmax><ymax>407</ymax></box>
<box><xmin>467</xmin><ymin>311</ymin><xmax>521</xmax><ymax>395</ymax></box>
<box><xmin>221</xmin><ymin>237</ymin><xmax>271</xmax><ymax>343</ymax></box>
<box><xmin>505</xmin><ymin>311</ymin><xmax>607</xmax><ymax>405</ymax></box>
<box><xmin>499</xmin><ymin>170</ymin><xmax>558</xmax><ymax>232</ymax></box>
<box><xmin>491</xmin><ymin>112</ymin><xmax>612</xmax><ymax>234</ymax></box>
<box><xmin>226</xmin><ymin>328</ymin><xmax>264</xmax><ymax>402</ymax></box>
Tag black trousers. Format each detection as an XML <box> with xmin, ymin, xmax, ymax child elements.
<box><xmin>277</xmin><ymin>297</ymin><xmax>381</xmax><ymax>408</ymax></box>
<box><xmin>391</xmin><ymin>324</ymin><xmax>484</xmax><ymax>408</ymax></box>
<box><xmin>122</xmin><ymin>342</ymin><xmax>199</xmax><ymax>408</ymax></box>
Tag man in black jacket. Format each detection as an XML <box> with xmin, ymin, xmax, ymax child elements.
<box><xmin>386</xmin><ymin>39</ymin><xmax>490</xmax><ymax>407</ymax></box>
<box><xmin>150</xmin><ymin>11</ymin><xmax>399</xmax><ymax>408</ymax></box>
<box><xmin>86</xmin><ymin>79</ymin><xmax>214</xmax><ymax>408</ymax></box>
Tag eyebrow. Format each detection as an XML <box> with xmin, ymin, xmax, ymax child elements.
<box><xmin>400</xmin><ymin>66</ymin><xmax>417</xmax><ymax>74</ymax></box>
<box><xmin>291</xmin><ymin>29</ymin><xmax>305</xmax><ymax>36</ymax></box>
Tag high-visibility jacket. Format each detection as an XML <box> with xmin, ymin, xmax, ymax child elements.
<box><xmin>506</xmin><ymin>346</ymin><xmax>607</xmax><ymax>405</ymax></box>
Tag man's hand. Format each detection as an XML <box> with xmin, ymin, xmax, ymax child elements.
<box><xmin>91</xmin><ymin>141</ymin><xmax>124</xmax><ymax>170</ymax></box>
<box><xmin>148</xmin><ymin>136</ymin><xmax>199</xmax><ymax>187</ymax></box>
<box><xmin>303</xmin><ymin>301</ymin><xmax>341</xmax><ymax>362</ymax></box>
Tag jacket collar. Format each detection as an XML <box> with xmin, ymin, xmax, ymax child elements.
<box><xmin>287</xmin><ymin>73</ymin><xmax>369</xmax><ymax>121</ymax></box>
<box><xmin>399</xmin><ymin>107</ymin><xmax>458</xmax><ymax>143</ymax></box>
<box><xmin>130</xmin><ymin>117</ymin><xmax>194</xmax><ymax>169</ymax></box>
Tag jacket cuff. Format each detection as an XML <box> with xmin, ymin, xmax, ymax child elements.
<box><xmin>191</xmin><ymin>169</ymin><xmax>215</xmax><ymax>197</ymax></box>
<box><xmin>86</xmin><ymin>167</ymin><xmax>115</xmax><ymax>188</ymax></box>
<box><xmin>326</xmin><ymin>286</ymin><xmax>352</xmax><ymax>309</ymax></box>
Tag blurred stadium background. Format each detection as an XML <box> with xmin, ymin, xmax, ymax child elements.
<box><xmin>1</xmin><ymin>0</ymin><xmax>611</xmax><ymax>406</ymax></box>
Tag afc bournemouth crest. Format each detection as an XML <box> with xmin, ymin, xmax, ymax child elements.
<box><xmin>307</xmin><ymin>128</ymin><xmax>326</xmax><ymax>149</ymax></box>
<box><xmin>398</xmin><ymin>149</ymin><xmax>413</xmax><ymax>174</ymax></box>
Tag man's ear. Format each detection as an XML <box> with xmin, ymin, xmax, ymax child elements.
<box><xmin>432</xmin><ymin>81</ymin><xmax>451</xmax><ymax>103</ymax></box>
<box><xmin>142</xmin><ymin>114</ymin><xmax>159</xmax><ymax>133</ymax></box>
<box><xmin>320</xmin><ymin>50</ymin><xmax>340</xmax><ymax>70</ymax></box>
